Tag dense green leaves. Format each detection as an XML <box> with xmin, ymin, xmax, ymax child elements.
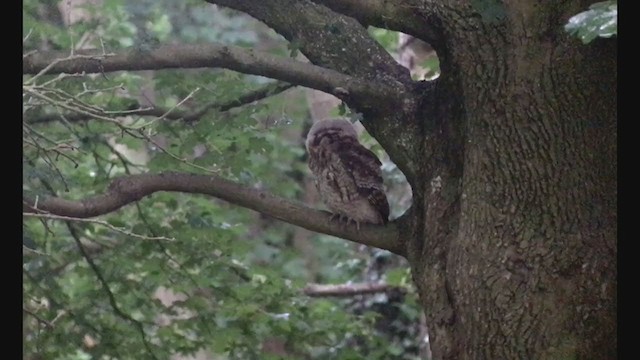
<box><xmin>23</xmin><ymin>0</ymin><xmax>420</xmax><ymax>359</ymax></box>
<box><xmin>565</xmin><ymin>1</ymin><xmax>617</xmax><ymax>44</ymax></box>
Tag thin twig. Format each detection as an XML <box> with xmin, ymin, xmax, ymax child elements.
<box><xmin>135</xmin><ymin>129</ymin><xmax>220</xmax><ymax>173</ymax></box>
<box><xmin>39</xmin><ymin>72</ymin><xmax>89</xmax><ymax>87</ymax></box>
<box><xmin>23</xmin><ymin>125</ymin><xmax>71</xmax><ymax>191</ymax></box>
<box><xmin>24</xmin><ymin>213</ymin><xmax>175</xmax><ymax>241</ymax></box>
<box><xmin>23</xmin><ymin>269</ymin><xmax>121</xmax><ymax>355</ymax></box>
<box><xmin>23</xmin><ymin>307</ymin><xmax>55</xmax><ymax>329</ymax></box>
<box><xmin>24</xmin><ymin>87</ymin><xmax>123</xmax><ymax>125</ymax></box>
<box><xmin>64</xmin><ymin>223</ymin><xmax>159</xmax><ymax>360</ymax></box>
<box><xmin>27</xmin><ymin>81</ymin><xmax>295</xmax><ymax>125</ymax></box>
<box><xmin>23</xmin><ymin>245</ymin><xmax>49</xmax><ymax>257</ymax></box>
<box><xmin>146</xmin><ymin>87</ymin><xmax>200</xmax><ymax>125</ymax></box>
<box><xmin>25</xmin><ymin>53</ymin><xmax>115</xmax><ymax>86</ymax></box>
<box><xmin>23</xmin><ymin>29</ymin><xmax>34</xmax><ymax>43</ymax></box>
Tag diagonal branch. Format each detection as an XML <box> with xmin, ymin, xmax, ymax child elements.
<box><xmin>206</xmin><ymin>0</ymin><xmax>412</xmax><ymax>110</ymax></box>
<box><xmin>23</xmin><ymin>44</ymin><xmax>390</xmax><ymax>105</ymax></box>
<box><xmin>207</xmin><ymin>0</ymin><xmax>409</xmax><ymax>78</ymax></box>
<box><xmin>26</xmin><ymin>81</ymin><xmax>295</xmax><ymax>125</ymax></box>
<box><xmin>205</xmin><ymin>0</ymin><xmax>425</xmax><ymax>186</ymax></box>
<box><xmin>23</xmin><ymin>307</ymin><xmax>55</xmax><ymax>328</ymax></box>
<box><xmin>23</xmin><ymin>172</ymin><xmax>404</xmax><ymax>256</ymax></box>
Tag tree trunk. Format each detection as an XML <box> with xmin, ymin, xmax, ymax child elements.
<box><xmin>408</xmin><ymin>3</ymin><xmax>617</xmax><ymax>359</ymax></box>
<box><xmin>24</xmin><ymin>0</ymin><xmax>616</xmax><ymax>358</ymax></box>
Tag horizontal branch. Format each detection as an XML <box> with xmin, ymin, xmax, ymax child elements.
<box><xmin>23</xmin><ymin>44</ymin><xmax>390</xmax><ymax>105</ymax></box>
<box><xmin>303</xmin><ymin>282</ymin><xmax>402</xmax><ymax>297</ymax></box>
<box><xmin>311</xmin><ymin>0</ymin><xmax>440</xmax><ymax>46</ymax></box>
<box><xmin>26</xmin><ymin>81</ymin><xmax>294</xmax><ymax>125</ymax></box>
<box><xmin>24</xmin><ymin>172</ymin><xmax>404</xmax><ymax>256</ymax></box>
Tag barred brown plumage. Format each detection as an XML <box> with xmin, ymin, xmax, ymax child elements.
<box><xmin>305</xmin><ymin>118</ymin><xmax>389</xmax><ymax>229</ymax></box>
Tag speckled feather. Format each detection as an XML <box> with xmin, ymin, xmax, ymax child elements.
<box><xmin>306</xmin><ymin>119</ymin><xmax>389</xmax><ymax>225</ymax></box>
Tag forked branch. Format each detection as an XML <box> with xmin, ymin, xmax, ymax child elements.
<box><xmin>26</xmin><ymin>81</ymin><xmax>295</xmax><ymax>125</ymax></box>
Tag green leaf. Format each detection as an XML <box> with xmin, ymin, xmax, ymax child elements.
<box><xmin>386</xmin><ymin>268</ymin><xmax>409</xmax><ymax>286</ymax></box>
<box><xmin>106</xmin><ymin>218</ymin><xmax>127</xmax><ymax>228</ymax></box>
<box><xmin>565</xmin><ymin>1</ymin><xmax>617</xmax><ymax>44</ymax></box>
<box><xmin>287</xmin><ymin>40</ymin><xmax>301</xmax><ymax>58</ymax></box>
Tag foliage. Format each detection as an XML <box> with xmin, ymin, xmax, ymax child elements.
<box><xmin>23</xmin><ymin>0</ymin><xmax>421</xmax><ymax>359</ymax></box>
<box><xmin>368</xmin><ymin>27</ymin><xmax>398</xmax><ymax>50</ymax></box>
<box><xmin>565</xmin><ymin>1</ymin><xmax>617</xmax><ymax>44</ymax></box>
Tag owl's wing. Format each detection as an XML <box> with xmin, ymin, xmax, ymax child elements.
<box><xmin>336</xmin><ymin>143</ymin><xmax>390</xmax><ymax>224</ymax></box>
<box><xmin>308</xmin><ymin>146</ymin><xmax>360</xmax><ymax>206</ymax></box>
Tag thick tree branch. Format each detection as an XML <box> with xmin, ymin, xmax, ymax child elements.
<box><xmin>303</xmin><ymin>282</ymin><xmax>402</xmax><ymax>297</ymax></box>
<box><xmin>26</xmin><ymin>81</ymin><xmax>295</xmax><ymax>125</ymax></box>
<box><xmin>23</xmin><ymin>44</ymin><xmax>390</xmax><ymax>105</ymax></box>
<box><xmin>206</xmin><ymin>0</ymin><xmax>412</xmax><ymax>107</ymax></box>
<box><xmin>311</xmin><ymin>0</ymin><xmax>440</xmax><ymax>47</ymax></box>
<box><xmin>207</xmin><ymin>0</ymin><xmax>425</xmax><ymax>186</ymax></box>
<box><xmin>23</xmin><ymin>172</ymin><xmax>404</xmax><ymax>256</ymax></box>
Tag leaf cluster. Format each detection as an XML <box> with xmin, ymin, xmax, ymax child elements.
<box><xmin>23</xmin><ymin>1</ymin><xmax>422</xmax><ymax>359</ymax></box>
<box><xmin>565</xmin><ymin>1</ymin><xmax>617</xmax><ymax>44</ymax></box>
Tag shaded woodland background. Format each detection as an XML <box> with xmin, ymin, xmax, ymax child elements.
<box><xmin>24</xmin><ymin>0</ymin><xmax>436</xmax><ymax>358</ymax></box>
<box><xmin>23</xmin><ymin>0</ymin><xmax>616</xmax><ymax>359</ymax></box>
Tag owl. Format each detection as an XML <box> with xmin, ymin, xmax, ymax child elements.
<box><xmin>305</xmin><ymin>118</ymin><xmax>390</xmax><ymax>229</ymax></box>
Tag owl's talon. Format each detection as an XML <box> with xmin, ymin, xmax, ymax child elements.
<box><xmin>342</xmin><ymin>217</ymin><xmax>360</xmax><ymax>231</ymax></box>
<box><xmin>328</xmin><ymin>214</ymin><xmax>361</xmax><ymax>231</ymax></box>
<box><xmin>328</xmin><ymin>213</ymin><xmax>340</xmax><ymax>223</ymax></box>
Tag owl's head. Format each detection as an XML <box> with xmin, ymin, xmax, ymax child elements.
<box><xmin>305</xmin><ymin>118</ymin><xmax>358</xmax><ymax>151</ymax></box>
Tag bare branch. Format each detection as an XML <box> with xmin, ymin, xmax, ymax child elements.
<box><xmin>23</xmin><ymin>307</ymin><xmax>55</xmax><ymax>329</ymax></box>
<box><xmin>303</xmin><ymin>282</ymin><xmax>402</xmax><ymax>297</ymax></box>
<box><xmin>27</xmin><ymin>81</ymin><xmax>295</xmax><ymax>125</ymax></box>
<box><xmin>23</xmin><ymin>44</ymin><xmax>388</xmax><ymax>104</ymax></box>
<box><xmin>23</xmin><ymin>172</ymin><xmax>404</xmax><ymax>256</ymax></box>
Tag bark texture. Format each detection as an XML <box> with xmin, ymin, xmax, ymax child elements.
<box><xmin>405</xmin><ymin>1</ymin><xmax>617</xmax><ymax>359</ymax></box>
<box><xmin>25</xmin><ymin>0</ymin><xmax>616</xmax><ymax>358</ymax></box>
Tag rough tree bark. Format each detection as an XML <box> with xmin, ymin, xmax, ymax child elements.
<box><xmin>213</xmin><ymin>1</ymin><xmax>617</xmax><ymax>358</ymax></box>
<box><xmin>24</xmin><ymin>0</ymin><xmax>616</xmax><ymax>358</ymax></box>
<box><xmin>411</xmin><ymin>3</ymin><xmax>616</xmax><ymax>359</ymax></box>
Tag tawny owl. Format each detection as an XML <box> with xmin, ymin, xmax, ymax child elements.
<box><xmin>305</xmin><ymin>118</ymin><xmax>389</xmax><ymax>228</ymax></box>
